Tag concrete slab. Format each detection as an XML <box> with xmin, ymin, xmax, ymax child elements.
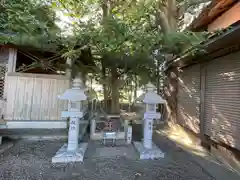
<box><xmin>85</xmin><ymin>140</ymin><xmax>138</xmax><ymax>159</ymax></box>
<box><xmin>94</xmin><ymin>146</ymin><xmax>137</xmax><ymax>159</ymax></box>
<box><xmin>52</xmin><ymin>143</ymin><xmax>88</xmax><ymax>163</ymax></box>
<box><xmin>0</xmin><ymin>123</ymin><xmax>88</xmax><ymax>141</ymax></box>
<box><xmin>133</xmin><ymin>141</ymin><xmax>164</xmax><ymax>160</ymax></box>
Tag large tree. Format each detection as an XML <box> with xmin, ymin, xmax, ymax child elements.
<box><xmin>49</xmin><ymin>0</ymin><xmax>209</xmax><ymax>114</ymax></box>
<box><xmin>51</xmin><ymin>0</ymin><xmax>160</xmax><ymax>113</ymax></box>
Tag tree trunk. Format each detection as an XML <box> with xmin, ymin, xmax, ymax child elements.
<box><xmin>133</xmin><ymin>74</ymin><xmax>137</xmax><ymax>101</ymax></box>
<box><xmin>155</xmin><ymin>0</ymin><xmax>178</xmax><ymax>34</ymax></box>
<box><xmin>156</xmin><ymin>11</ymin><xmax>170</xmax><ymax>34</ymax></box>
<box><xmin>156</xmin><ymin>59</ymin><xmax>160</xmax><ymax>95</ymax></box>
<box><xmin>128</xmin><ymin>82</ymin><xmax>133</xmax><ymax>112</ymax></box>
<box><xmin>110</xmin><ymin>67</ymin><xmax>120</xmax><ymax>114</ymax></box>
<box><xmin>167</xmin><ymin>0</ymin><xmax>178</xmax><ymax>31</ymax></box>
<box><xmin>101</xmin><ymin>60</ymin><xmax>108</xmax><ymax>110</ymax></box>
<box><xmin>66</xmin><ymin>58</ymin><xmax>72</xmax><ymax>80</ymax></box>
<box><xmin>81</xmin><ymin>71</ymin><xmax>87</xmax><ymax>86</ymax></box>
<box><xmin>101</xmin><ymin>0</ymin><xmax>111</xmax><ymax>111</ymax></box>
<box><xmin>156</xmin><ymin>58</ymin><xmax>161</xmax><ymax>112</ymax></box>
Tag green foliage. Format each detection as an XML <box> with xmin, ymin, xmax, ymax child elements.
<box><xmin>0</xmin><ymin>0</ymin><xmax>62</xmax><ymax>51</ymax></box>
<box><xmin>1</xmin><ymin>0</ymin><xmax>59</xmax><ymax>33</ymax></box>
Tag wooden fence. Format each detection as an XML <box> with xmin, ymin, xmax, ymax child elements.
<box><xmin>4</xmin><ymin>72</ymin><xmax>70</xmax><ymax>120</ymax></box>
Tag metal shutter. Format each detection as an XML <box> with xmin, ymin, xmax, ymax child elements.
<box><xmin>178</xmin><ymin>64</ymin><xmax>201</xmax><ymax>134</ymax></box>
<box><xmin>204</xmin><ymin>51</ymin><xmax>240</xmax><ymax>150</ymax></box>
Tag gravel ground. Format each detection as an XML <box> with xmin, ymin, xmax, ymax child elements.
<box><xmin>0</xmin><ymin>133</ymin><xmax>216</xmax><ymax>180</ymax></box>
<box><xmin>1</xmin><ymin>124</ymin><xmax>232</xmax><ymax>180</ymax></box>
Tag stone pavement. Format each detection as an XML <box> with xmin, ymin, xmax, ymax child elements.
<box><xmin>152</xmin><ymin>130</ymin><xmax>240</xmax><ymax>180</ymax></box>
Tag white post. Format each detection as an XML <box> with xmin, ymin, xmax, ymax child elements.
<box><xmin>67</xmin><ymin>117</ymin><xmax>80</xmax><ymax>151</ymax></box>
<box><xmin>126</xmin><ymin>125</ymin><xmax>132</xmax><ymax>144</ymax></box>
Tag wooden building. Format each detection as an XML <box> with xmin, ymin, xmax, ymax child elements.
<box><xmin>164</xmin><ymin>0</ymin><xmax>240</xmax><ymax>151</ymax></box>
<box><xmin>0</xmin><ymin>43</ymin><xmax>92</xmax><ymax>129</ymax></box>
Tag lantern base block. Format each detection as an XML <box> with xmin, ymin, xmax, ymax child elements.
<box><xmin>133</xmin><ymin>141</ymin><xmax>164</xmax><ymax>160</ymax></box>
<box><xmin>52</xmin><ymin>143</ymin><xmax>88</xmax><ymax>163</ymax></box>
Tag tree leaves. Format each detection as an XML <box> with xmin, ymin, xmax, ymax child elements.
<box><xmin>0</xmin><ymin>0</ymin><xmax>63</xmax><ymax>52</ymax></box>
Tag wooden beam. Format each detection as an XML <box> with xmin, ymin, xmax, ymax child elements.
<box><xmin>7</xmin><ymin>72</ymin><xmax>69</xmax><ymax>80</ymax></box>
<box><xmin>200</xmin><ymin>62</ymin><xmax>206</xmax><ymax>143</ymax></box>
<box><xmin>3</xmin><ymin>48</ymin><xmax>17</xmax><ymax>100</ymax></box>
<box><xmin>8</xmin><ymin>48</ymin><xmax>17</xmax><ymax>72</ymax></box>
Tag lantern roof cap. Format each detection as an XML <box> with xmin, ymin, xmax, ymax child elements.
<box><xmin>143</xmin><ymin>82</ymin><xmax>165</xmax><ymax>104</ymax></box>
<box><xmin>58</xmin><ymin>77</ymin><xmax>87</xmax><ymax>101</ymax></box>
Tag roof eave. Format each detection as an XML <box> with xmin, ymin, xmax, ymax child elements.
<box><xmin>164</xmin><ymin>25</ymin><xmax>240</xmax><ymax>71</ymax></box>
<box><xmin>189</xmin><ymin>0</ymin><xmax>237</xmax><ymax>31</ymax></box>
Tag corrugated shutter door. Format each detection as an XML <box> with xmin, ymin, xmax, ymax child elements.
<box><xmin>204</xmin><ymin>51</ymin><xmax>240</xmax><ymax>150</ymax></box>
<box><xmin>178</xmin><ymin>64</ymin><xmax>200</xmax><ymax>134</ymax></box>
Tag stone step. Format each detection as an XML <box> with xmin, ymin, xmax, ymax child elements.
<box><xmin>0</xmin><ymin>123</ymin><xmax>88</xmax><ymax>141</ymax></box>
<box><xmin>0</xmin><ymin>129</ymin><xmax>67</xmax><ymax>136</ymax></box>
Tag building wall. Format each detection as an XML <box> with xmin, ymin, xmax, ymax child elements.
<box><xmin>203</xmin><ymin>51</ymin><xmax>240</xmax><ymax>150</ymax></box>
<box><xmin>166</xmin><ymin>50</ymin><xmax>240</xmax><ymax>152</ymax></box>
<box><xmin>208</xmin><ymin>2</ymin><xmax>240</xmax><ymax>31</ymax></box>
<box><xmin>4</xmin><ymin>72</ymin><xmax>70</xmax><ymax>120</ymax></box>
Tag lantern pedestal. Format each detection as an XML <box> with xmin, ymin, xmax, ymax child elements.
<box><xmin>52</xmin><ymin>143</ymin><xmax>88</xmax><ymax>163</ymax></box>
<box><xmin>52</xmin><ymin>111</ymin><xmax>88</xmax><ymax>163</ymax></box>
<box><xmin>52</xmin><ymin>113</ymin><xmax>88</xmax><ymax>163</ymax></box>
<box><xmin>133</xmin><ymin>141</ymin><xmax>164</xmax><ymax>160</ymax></box>
<box><xmin>133</xmin><ymin>113</ymin><xmax>164</xmax><ymax>160</ymax></box>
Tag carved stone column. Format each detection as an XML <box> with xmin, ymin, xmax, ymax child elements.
<box><xmin>52</xmin><ymin>77</ymin><xmax>88</xmax><ymax>163</ymax></box>
<box><xmin>133</xmin><ymin>82</ymin><xmax>165</xmax><ymax>160</ymax></box>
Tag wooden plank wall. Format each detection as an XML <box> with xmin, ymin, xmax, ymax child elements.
<box><xmin>4</xmin><ymin>72</ymin><xmax>70</xmax><ymax>120</ymax></box>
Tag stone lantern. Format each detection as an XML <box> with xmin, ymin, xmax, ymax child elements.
<box><xmin>52</xmin><ymin>77</ymin><xmax>88</xmax><ymax>163</ymax></box>
<box><xmin>133</xmin><ymin>82</ymin><xmax>165</xmax><ymax>160</ymax></box>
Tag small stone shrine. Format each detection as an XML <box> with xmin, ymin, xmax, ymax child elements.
<box><xmin>133</xmin><ymin>82</ymin><xmax>165</xmax><ymax>160</ymax></box>
<box><xmin>52</xmin><ymin>77</ymin><xmax>88</xmax><ymax>163</ymax></box>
